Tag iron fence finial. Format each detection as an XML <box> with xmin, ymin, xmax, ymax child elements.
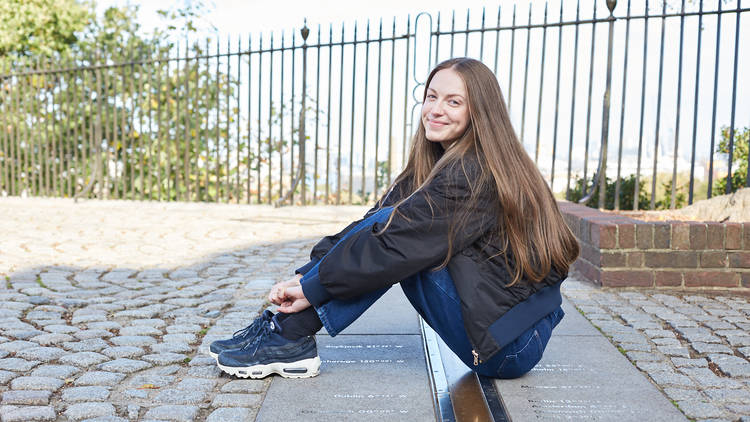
<box><xmin>301</xmin><ymin>19</ymin><xmax>309</xmax><ymax>41</ymax></box>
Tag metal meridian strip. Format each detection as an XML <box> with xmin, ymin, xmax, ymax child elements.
<box><xmin>420</xmin><ymin>317</ymin><xmax>511</xmax><ymax>422</ymax></box>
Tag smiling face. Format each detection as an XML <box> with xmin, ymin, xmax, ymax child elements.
<box><xmin>421</xmin><ymin>68</ymin><xmax>470</xmax><ymax>147</ymax></box>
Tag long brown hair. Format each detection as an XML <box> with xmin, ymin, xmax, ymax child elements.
<box><xmin>384</xmin><ymin>57</ymin><xmax>579</xmax><ymax>285</ymax></box>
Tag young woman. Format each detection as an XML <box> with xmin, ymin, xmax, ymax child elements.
<box><xmin>209</xmin><ymin>57</ymin><xmax>580</xmax><ymax>379</ymax></box>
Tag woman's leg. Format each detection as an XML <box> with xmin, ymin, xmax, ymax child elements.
<box><xmin>400</xmin><ymin>267</ymin><xmax>564</xmax><ymax>378</ymax></box>
<box><xmin>285</xmin><ymin>206</ymin><xmax>395</xmax><ymax>337</ymax></box>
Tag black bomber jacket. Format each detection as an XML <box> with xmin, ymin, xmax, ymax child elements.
<box><xmin>298</xmin><ymin>157</ymin><xmax>567</xmax><ymax>362</ymax></box>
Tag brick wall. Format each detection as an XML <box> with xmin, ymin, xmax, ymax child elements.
<box><xmin>558</xmin><ymin>201</ymin><xmax>750</xmax><ymax>289</ymax></box>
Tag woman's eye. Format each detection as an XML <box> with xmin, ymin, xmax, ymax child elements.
<box><xmin>449</xmin><ymin>100</ymin><xmax>460</xmax><ymax>106</ymax></box>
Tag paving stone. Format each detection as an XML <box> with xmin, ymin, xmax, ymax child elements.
<box><xmin>652</xmin><ymin>337</ymin><xmax>681</xmax><ymax>346</ymax></box>
<box><xmin>80</xmin><ymin>416</ymin><xmax>128</xmax><ymax>422</ymax></box>
<box><xmin>85</xmin><ymin>322</ymin><xmax>122</xmax><ymax>331</ymax></box>
<box><xmin>619</xmin><ymin>342</ymin><xmax>651</xmax><ymax>352</ymax></box>
<box><xmin>0</xmin><ymin>340</ymin><xmax>38</xmax><ymax>353</ymax></box>
<box><xmin>708</xmin><ymin>355</ymin><xmax>750</xmax><ymax>377</ymax></box>
<box><xmin>74</xmin><ymin>372</ymin><xmax>126</xmax><ymax>387</ymax></box>
<box><xmin>175</xmin><ymin>378</ymin><xmax>216</xmax><ymax>391</ymax></box>
<box><xmin>739</xmin><ymin>347</ymin><xmax>750</xmax><ymax>359</ymax></box>
<box><xmin>186</xmin><ymin>364</ymin><xmax>220</xmax><ymax>378</ymax></box>
<box><xmin>625</xmin><ymin>351</ymin><xmax>665</xmax><ymax>362</ymax></box>
<box><xmin>141</xmin><ymin>364</ymin><xmax>181</xmax><ymax>376</ymax></box>
<box><xmin>656</xmin><ymin>346</ymin><xmax>691</xmax><ymax>358</ymax></box>
<box><xmin>1</xmin><ymin>390</ymin><xmax>51</xmax><ymax>405</ymax></box>
<box><xmin>97</xmin><ymin>358</ymin><xmax>151</xmax><ymax>374</ymax></box>
<box><xmin>648</xmin><ymin>370</ymin><xmax>695</xmax><ymax>387</ymax></box>
<box><xmin>126</xmin><ymin>375</ymin><xmax>176</xmax><ymax>388</ymax></box>
<box><xmin>152</xmin><ymin>389</ymin><xmax>208</xmax><ymax>405</ymax></box>
<box><xmin>0</xmin><ymin>405</ymin><xmax>56</xmax><ymax>421</ymax></box>
<box><xmin>43</xmin><ymin>324</ymin><xmax>80</xmax><ymax>335</ymax></box>
<box><xmin>119</xmin><ymin>326</ymin><xmax>162</xmax><ymax>336</ymax></box>
<box><xmin>188</xmin><ymin>355</ymin><xmax>216</xmax><ymax>366</ymax></box>
<box><xmin>162</xmin><ymin>333</ymin><xmax>196</xmax><ymax>344</ymax></box>
<box><xmin>16</xmin><ymin>347</ymin><xmax>68</xmax><ymax>362</ymax></box>
<box><xmin>680</xmin><ymin>367</ymin><xmax>743</xmax><ymax>388</ymax></box>
<box><xmin>101</xmin><ymin>346</ymin><xmax>145</xmax><ymax>359</ymax></box>
<box><xmin>10</xmin><ymin>376</ymin><xmax>65</xmax><ymax>391</ymax></box>
<box><xmin>211</xmin><ymin>393</ymin><xmax>261</xmax><ymax>408</ymax></box>
<box><xmin>206</xmin><ymin>407</ymin><xmax>256</xmax><ymax>422</ymax></box>
<box><xmin>143</xmin><ymin>405</ymin><xmax>199</xmax><ymax>421</ymax></box>
<box><xmin>30</xmin><ymin>364</ymin><xmax>80</xmax><ymax>379</ymax></box>
<box><xmin>219</xmin><ymin>380</ymin><xmax>265</xmax><ymax>394</ymax></box>
<box><xmin>61</xmin><ymin>386</ymin><xmax>110</xmax><ymax>402</ymax></box>
<box><xmin>141</xmin><ymin>353</ymin><xmax>187</xmax><ymax>366</ymax></box>
<box><xmin>59</xmin><ymin>352</ymin><xmax>109</xmax><ymax>367</ymax></box>
<box><xmin>165</xmin><ymin>324</ymin><xmax>202</xmax><ymax>334</ymax></box>
<box><xmin>671</xmin><ymin>357</ymin><xmax>708</xmax><ymax>368</ymax></box>
<box><xmin>62</xmin><ymin>339</ymin><xmax>110</xmax><ymax>353</ymax></box>
<box><xmin>64</xmin><ymin>402</ymin><xmax>116</xmax><ymax>421</ymax></box>
<box><xmin>31</xmin><ymin>333</ymin><xmax>75</xmax><ymax>345</ymax></box>
<box><xmin>150</xmin><ymin>342</ymin><xmax>192</xmax><ymax>354</ymax></box>
<box><xmin>74</xmin><ymin>330</ymin><xmax>113</xmax><ymax>340</ymax></box>
<box><xmin>0</xmin><ymin>358</ymin><xmax>41</xmax><ymax>372</ymax></box>
<box><xmin>662</xmin><ymin>387</ymin><xmax>706</xmax><ymax>402</ymax></box>
<box><xmin>704</xmin><ymin>388</ymin><xmax>750</xmax><ymax>403</ymax></box>
<box><xmin>675</xmin><ymin>401</ymin><xmax>726</xmax><ymax>419</ymax></box>
<box><xmin>6</xmin><ymin>330</ymin><xmax>46</xmax><ymax>340</ymax></box>
<box><xmin>692</xmin><ymin>342</ymin><xmax>734</xmax><ymax>355</ymax></box>
<box><xmin>0</xmin><ymin>370</ymin><xmax>18</xmax><ymax>384</ymax></box>
<box><xmin>109</xmin><ymin>336</ymin><xmax>157</xmax><ymax>347</ymax></box>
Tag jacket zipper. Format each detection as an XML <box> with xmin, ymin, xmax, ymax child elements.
<box><xmin>472</xmin><ymin>349</ymin><xmax>482</xmax><ymax>366</ymax></box>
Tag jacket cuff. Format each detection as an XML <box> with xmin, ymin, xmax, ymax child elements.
<box><xmin>295</xmin><ymin>260</ymin><xmax>318</xmax><ymax>276</ymax></box>
<box><xmin>300</xmin><ymin>268</ymin><xmax>333</xmax><ymax>308</ymax></box>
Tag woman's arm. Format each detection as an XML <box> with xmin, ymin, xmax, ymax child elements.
<box><xmin>300</xmin><ymin>161</ymin><xmax>497</xmax><ymax>307</ymax></box>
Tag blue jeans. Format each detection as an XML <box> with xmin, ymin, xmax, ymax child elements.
<box><xmin>304</xmin><ymin>206</ymin><xmax>564</xmax><ymax>379</ymax></box>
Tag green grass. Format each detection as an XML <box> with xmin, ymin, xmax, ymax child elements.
<box><xmin>36</xmin><ymin>276</ymin><xmax>47</xmax><ymax>288</ymax></box>
<box><xmin>198</xmin><ymin>328</ymin><xmax>208</xmax><ymax>336</ymax></box>
<box><xmin>183</xmin><ymin>357</ymin><xmax>191</xmax><ymax>364</ymax></box>
<box><xmin>4</xmin><ymin>276</ymin><xmax>10</xmax><ymax>289</ymax></box>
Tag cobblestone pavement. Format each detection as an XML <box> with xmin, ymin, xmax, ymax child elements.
<box><xmin>563</xmin><ymin>276</ymin><xmax>750</xmax><ymax>422</ymax></box>
<box><xmin>0</xmin><ymin>198</ymin><xmax>367</xmax><ymax>422</ymax></box>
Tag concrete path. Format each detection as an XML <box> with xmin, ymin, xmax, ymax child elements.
<box><xmin>0</xmin><ymin>197</ymin><xmax>749</xmax><ymax>421</ymax></box>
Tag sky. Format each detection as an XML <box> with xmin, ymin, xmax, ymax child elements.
<box><xmin>94</xmin><ymin>0</ymin><xmax>749</xmax><ymax>194</ymax></box>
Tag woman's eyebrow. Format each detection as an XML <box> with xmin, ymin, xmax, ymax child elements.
<box><xmin>426</xmin><ymin>88</ymin><xmax>465</xmax><ymax>99</ymax></box>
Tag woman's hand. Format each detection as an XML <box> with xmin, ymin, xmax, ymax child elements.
<box><xmin>268</xmin><ymin>274</ymin><xmax>302</xmax><ymax>305</ymax></box>
<box><xmin>276</xmin><ymin>285</ymin><xmax>312</xmax><ymax>313</ymax></box>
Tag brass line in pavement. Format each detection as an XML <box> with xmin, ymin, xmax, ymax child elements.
<box><xmin>420</xmin><ymin>317</ymin><xmax>510</xmax><ymax>422</ymax></box>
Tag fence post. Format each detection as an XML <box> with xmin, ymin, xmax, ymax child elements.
<box><xmin>597</xmin><ymin>0</ymin><xmax>617</xmax><ymax>208</ymax></box>
<box><xmin>300</xmin><ymin>21</ymin><xmax>309</xmax><ymax>205</ymax></box>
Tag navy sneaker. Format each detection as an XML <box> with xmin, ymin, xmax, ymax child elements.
<box><xmin>216</xmin><ymin>314</ymin><xmax>320</xmax><ymax>379</ymax></box>
<box><xmin>209</xmin><ymin>310</ymin><xmax>274</xmax><ymax>359</ymax></box>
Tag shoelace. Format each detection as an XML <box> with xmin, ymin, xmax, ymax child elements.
<box><xmin>241</xmin><ymin>322</ymin><xmax>273</xmax><ymax>356</ymax></box>
<box><xmin>231</xmin><ymin>318</ymin><xmax>263</xmax><ymax>339</ymax></box>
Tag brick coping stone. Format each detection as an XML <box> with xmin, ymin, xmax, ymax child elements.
<box><xmin>558</xmin><ymin>201</ymin><xmax>750</xmax><ymax>289</ymax></box>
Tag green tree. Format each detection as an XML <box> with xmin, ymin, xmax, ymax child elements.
<box><xmin>0</xmin><ymin>0</ymin><xmax>91</xmax><ymax>57</ymax></box>
<box><xmin>713</xmin><ymin>127</ymin><xmax>750</xmax><ymax>196</ymax></box>
<box><xmin>0</xmin><ymin>1</ymin><xmax>268</xmax><ymax>202</ymax></box>
<box><xmin>567</xmin><ymin>174</ymin><xmax>650</xmax><ymax>211</ymax></box>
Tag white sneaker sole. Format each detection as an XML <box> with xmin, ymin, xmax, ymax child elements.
<box><xmin>217</xmin><ymin>356</ymin><xmax>321</xmax><ymax>379</ymax></box>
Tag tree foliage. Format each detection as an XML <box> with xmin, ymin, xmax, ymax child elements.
<box><xmin>0</xmin><ymin>0</ymin><xmax>91</xmax><ymax>57</ymax></box>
